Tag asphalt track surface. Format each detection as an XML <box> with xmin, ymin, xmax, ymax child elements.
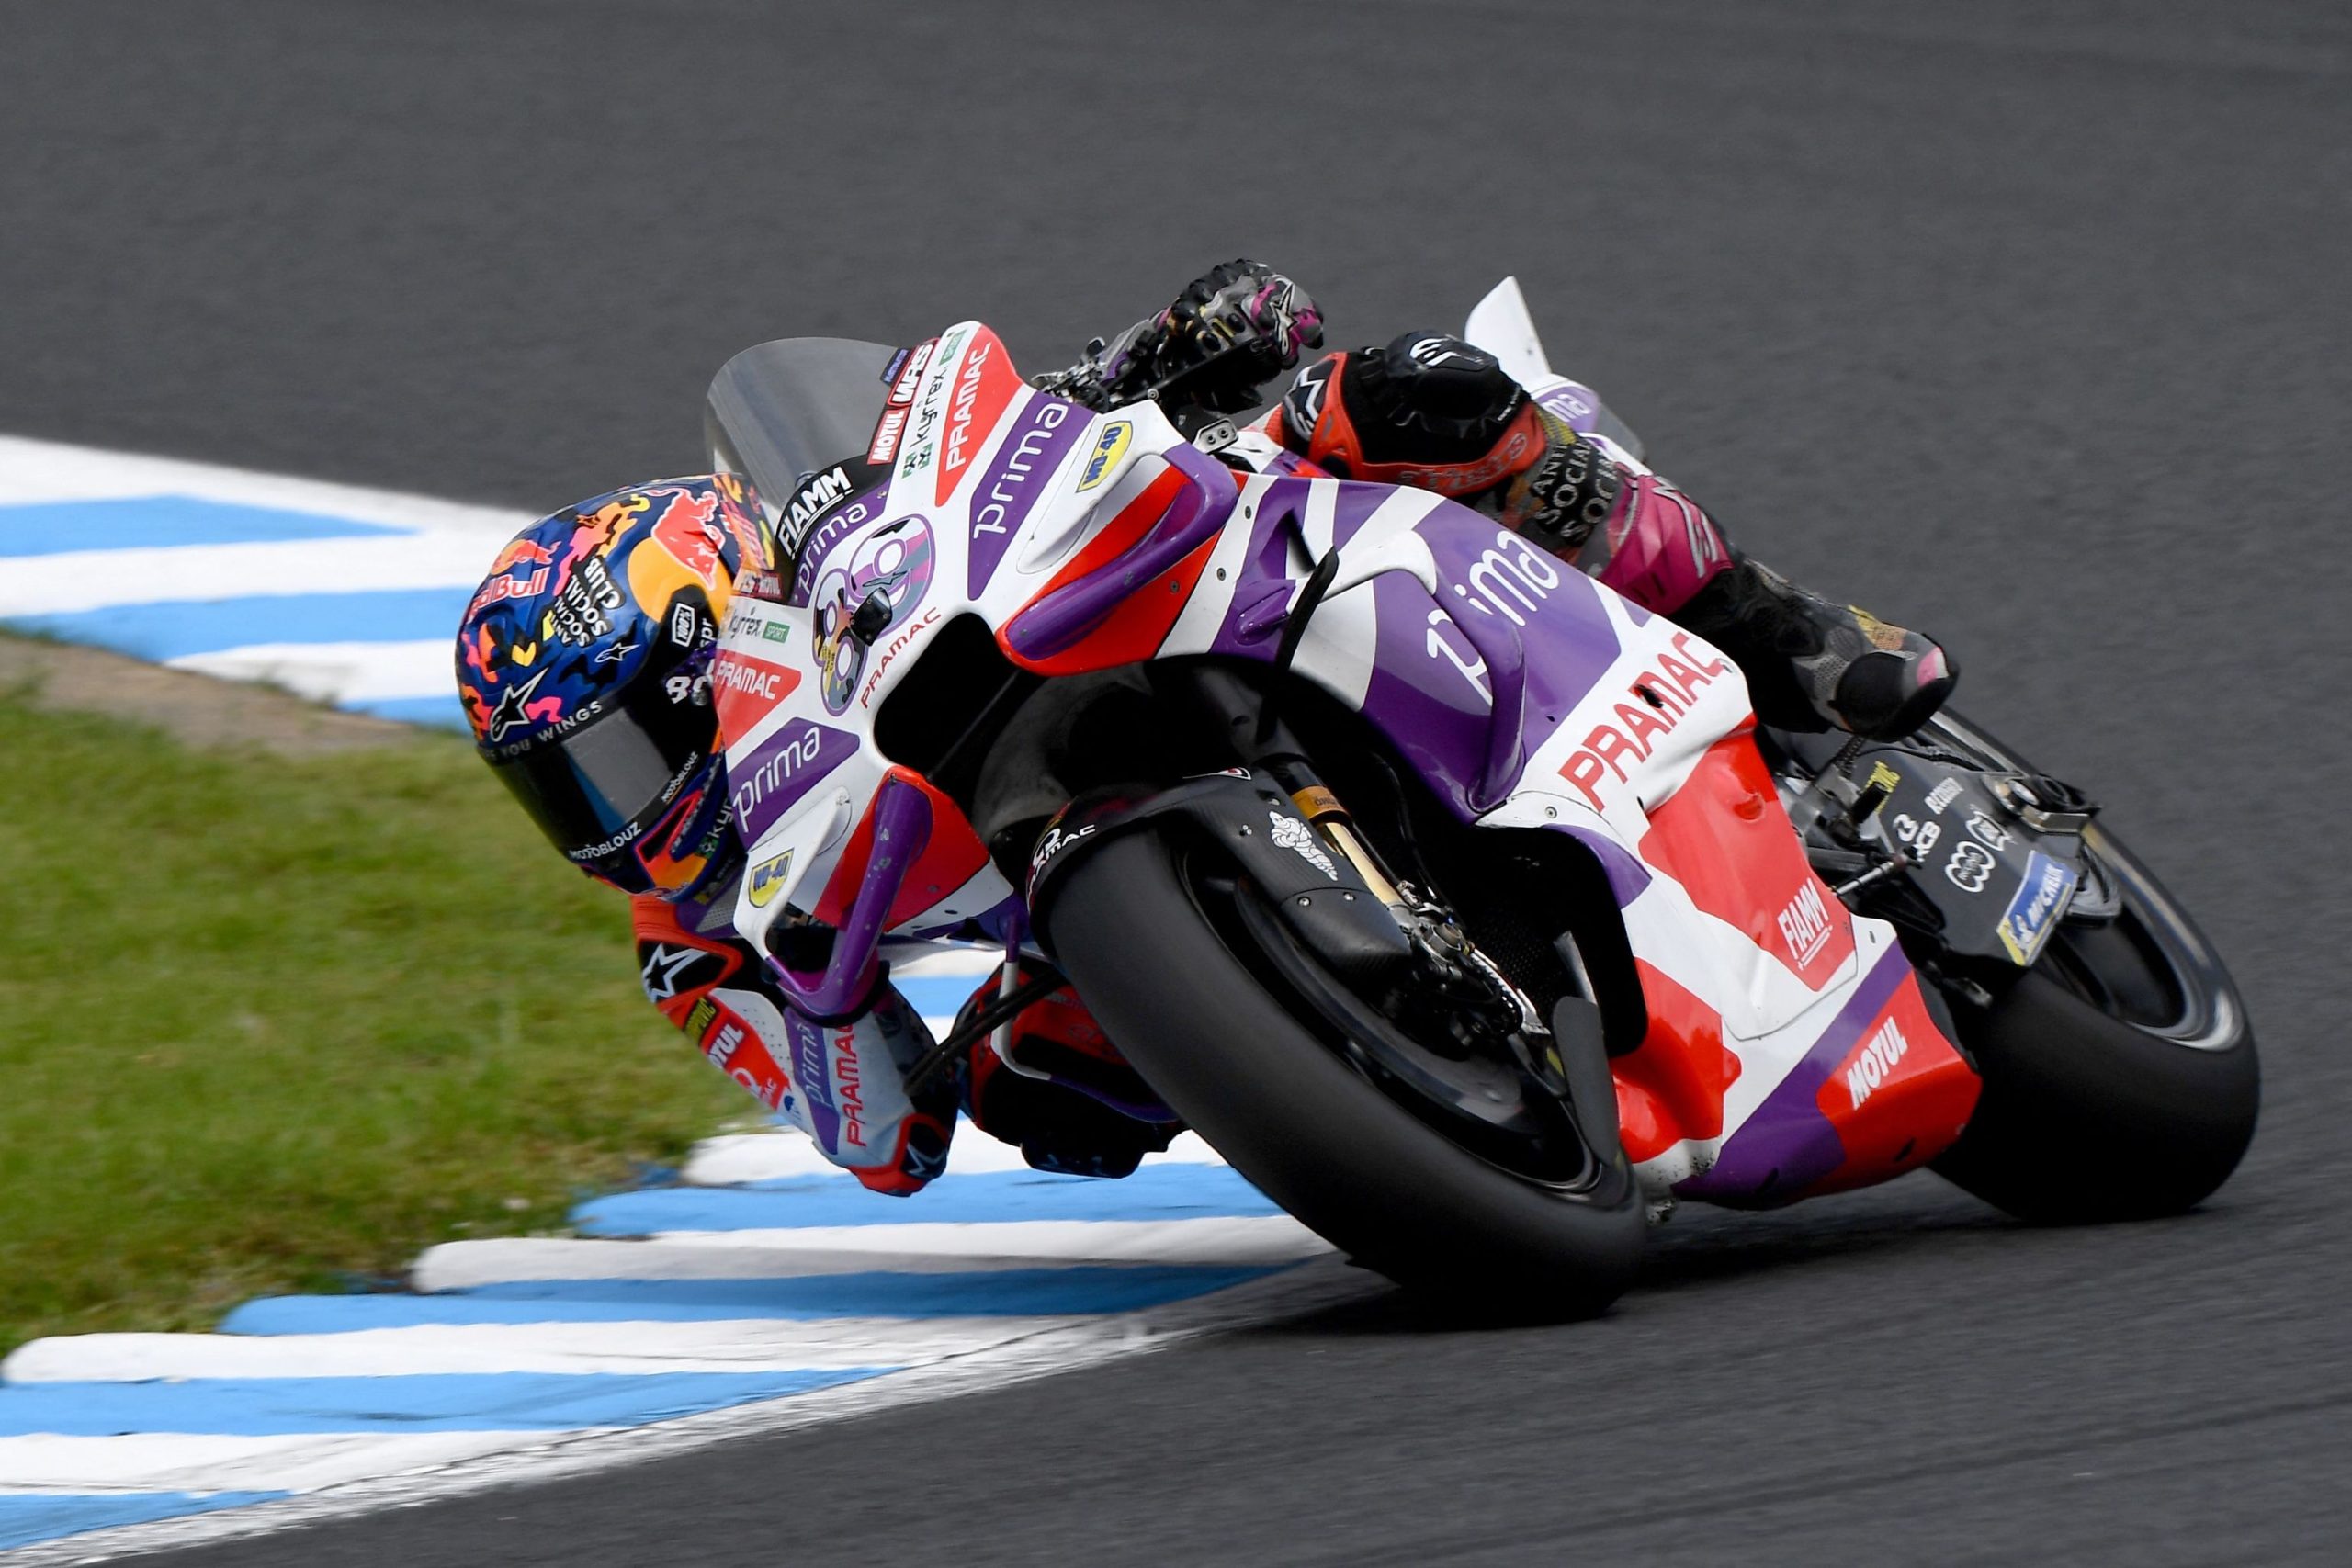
<box><xmin>6</xmin><ymin>2</ymin><xmax>2349</xmax><ymax>1562</ymax></box>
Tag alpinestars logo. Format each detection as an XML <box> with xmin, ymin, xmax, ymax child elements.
<box><xmin>482</xmin><ymin>666</ymin><xmax>550</xmax><ymax>741</ymax></box>
<box><xmin>639</xmin><ymin>943</ymin><xmax>714</xmax><ymax>1003</ymax></box>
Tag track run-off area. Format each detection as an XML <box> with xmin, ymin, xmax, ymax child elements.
<box><xmin>3</xmin><ymin>1</ymin><xmax>2348</xmax><ymax>1563</ymax></box>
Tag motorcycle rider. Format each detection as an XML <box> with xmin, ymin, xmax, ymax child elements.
<box><xmin>1037</xmin><ymin>261</ymin><xmax>1955</xmax><ymax>742</ymax></box>
<box><xmin>455</xmin><ymin>265</ymin><xmax>1955</xmax><ymax>1197</ymax></box>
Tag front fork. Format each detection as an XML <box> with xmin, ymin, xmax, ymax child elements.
<box><xmin>1166</xmin><ymin>665</ymin><xmax>1558</xmax><ymax>1058</ymax></box>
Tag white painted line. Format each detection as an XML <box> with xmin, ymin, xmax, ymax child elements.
<box><xmin>0</xmin><ymin>1258</ymin><xmax>1380</xmax><ymax>1565</ymax></box>
<box><xmin>410</xmin><ymin>1217</ymin><xmax>1327</xmax><ymax>1291</ymax></box>
<box><xmin>0</xmin><ymin>435</ymin><xmax>526</xmax><ymax>538</ymax></box>
<box><xmin>166</xmin><ymin>640</ymin><xmax>456</xmax><ymax>705</ymax></box>
<box><xmin>2</xmin><ymin>1318</ymin><xmax>1086</xmax><ymax>1383</ymax></box>
<box><xmin>679</xmin><ymin>1128</ymin><xmax>1227</xmax><ymax>1187</ymax></box>
<box><xmin>0</xmin><ymin>1429</ymin><xmax>612</xmax><ymax>1497</ymax></box>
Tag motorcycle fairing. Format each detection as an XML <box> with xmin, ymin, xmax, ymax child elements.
<box><xmin>709</xmin><ymin>320</ymin><xmax>1977</xmax><ymax>1206</ymax></box>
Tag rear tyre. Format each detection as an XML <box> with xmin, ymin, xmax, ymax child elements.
<box><xmin>1932</xmin><ymin>823</ymin><xmax>2258</xmax><ymax>1222</ymax></box>
<box><xmin>1046</xmin><ymin>831</ymin><xmax>1645</xmax><ymax>1315</ymax></box>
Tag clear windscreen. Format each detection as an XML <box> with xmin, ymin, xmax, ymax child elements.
<box><xmin>704</xmin><ymin>336</ymin><xmax>898</xmax><ymax>526</ymax></box>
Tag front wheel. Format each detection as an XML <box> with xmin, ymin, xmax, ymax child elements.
<box><xmin>1044</xmin><ymin>830</ymin><xmax>1645</xmax><ymax>1315</ymax></box>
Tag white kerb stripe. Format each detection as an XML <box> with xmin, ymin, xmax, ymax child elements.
<box><xmin>2</xmin><ymin>1317</ymin><xmax>1082</xmax><ymax>1383</ymax></box>
<box><xmin>409</xmin><ymin>1216</ymin><xmax>1325</xmax><ymax>1291</ymax></box>
<box><xmin>0</xmin><ymin>1430</ymin><xmax>612</xmax><ymax>1496</ymax></box>
<box><xmin>167</xmin><ymin>640</ymin><xmax>460</xmax><ymax>705</ymax></box>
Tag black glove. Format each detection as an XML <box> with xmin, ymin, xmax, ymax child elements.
<box><xmin>1036</xmin><ymin>260</ymin><xmax>1323</xmax><ymax>423</ymax></box>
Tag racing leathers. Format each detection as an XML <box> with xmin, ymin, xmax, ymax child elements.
<box><xmin>631</xmin><ymin>885</ymin><xmax>1173</xmax><ymax>1193</ymax></box>
<box><xmin>1046</xmin><ymin>259</ymin><xmax>1958</xmax><ymax>742</ymax></box>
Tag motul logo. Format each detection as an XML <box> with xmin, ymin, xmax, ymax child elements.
<box><xmin>1778</xmin><ymin>882</ymin><xmax>1833</xmax><ymax>967</ymax></box>
<box><xmin>1846</xmin><ymin>1019</ymin><xmax>1910</xmax><ymax>1107</ymax></box>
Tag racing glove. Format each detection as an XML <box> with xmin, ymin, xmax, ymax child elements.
<box><xmin>1036</xmin><ymin>260</ymin><xmax>1323</xmax><ymax>425</ymax></box>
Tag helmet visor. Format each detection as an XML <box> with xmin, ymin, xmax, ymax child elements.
<box><xmin>484</xmin><ymin>690</ymin><xmax>716</xmax><ymax>889</ymax></box>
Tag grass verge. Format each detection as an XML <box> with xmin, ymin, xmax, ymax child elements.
<box><xmin>0</xmin><ymin>678</ymin><xmax>740</xmax><ymax>1357</ymax></box>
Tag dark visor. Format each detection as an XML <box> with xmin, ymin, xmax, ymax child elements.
<box><xmin>486</xmin><ymin>691</ymin><xmax>713</xmax><ymax>869</ymax></box>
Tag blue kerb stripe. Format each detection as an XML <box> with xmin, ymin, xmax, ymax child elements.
<box><xmin>0</xmin><ymin>1493</ymin><xmax>289</xmax><ymax>1553</ymax></box>
<box><xmin>5</xmin><ymin>587</ymin><xmax>472</xmax><ymax>661</ymax></box>
<box><xmin>0</xmin><ymin>1370</ymin><xmax>891</xmax><ymax>1438</ymax></box>
<box><xmin>0</xmin><ymin>495</ymin><xmax>405</xmax><ymax>557</ymax></box>
<box><xmin>350</xmin><ymin>693</ymin><xmax>470</xmax><ymax>729</ymax></box>
<box><xmin>222</xmin><ymin>1265</ymin><xmax>1281</xmax><ymax>1333</ymax></box>
<box><xmin>581</xmin><ymin>1162</ymin><xmax>1277</xmax><ymax>1228</ymax></box>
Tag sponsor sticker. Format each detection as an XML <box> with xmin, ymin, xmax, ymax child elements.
<box><xmin>1268</xmin><ymin>811</ymin><xmax>1339</xmax><ymax>881</ymax></box>
<box><xmin>710</xmin><ymin>649</ymin><xmax>800</xmax><ymax>740</ymax></box>
<box><xmin>746</xmin><ymin>850</ymin><xmax>795</xmax><ymax>909</ymax></box>
<box><xmin>1996</xmin><ymin>849</ymin><xmax>2078</xmax><ymax>966</ymax></box>
<box><xmin>1923</xmin><ymin>776</ymin><xmax>1963</xmax><ymax>815</ymax></box>
<box><xmin>1077</xmin><ymin>420</ymin><xmax>1133</xmax><ymax>491</ymax></box>
<box><xmin>1966</xmin><ymin>809</ymin><xmax>2015</xmax><ymax>852</ymax></box>
<box><xmin>1555</xmin><ymin>633</ymin><xmax>1733</xmax><ymax>812</ymax></box>
<box><xmin>866</xmin><ymin>405</ymin><xmax>909</xmax><ymax>467</ymax></box>
<box><xmin>1944</xmin><ymin>839</ymin><xmax>1996</xmax><ymax>893</ymax></box>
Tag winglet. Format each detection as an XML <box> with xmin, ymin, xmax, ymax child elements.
<box><xmin>1462</xmin><ymin>277</ymin><xmax>1554</xmax><ymax>386</ymax></box>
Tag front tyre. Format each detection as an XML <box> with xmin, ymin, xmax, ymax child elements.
<box><xmin>1045</xmin><ymin>831</ymin><xmax>1645</xmax><ymax>1315</ymax></box>
<box><xmin>1932</xmin><ymin>822</ymin><xmax>2259</xmax><ymax>1222</ymax></box>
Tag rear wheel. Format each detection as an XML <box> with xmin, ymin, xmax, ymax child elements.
<box><xmin>1046</xmin><ymin>830</ymin><xmax>1645</xmax><ymax>1315</ymax></box>
<box><xmin>1932</xmin><ymin>820</ymin><xmax>2258</xmax><ymax>1222</ymax></box>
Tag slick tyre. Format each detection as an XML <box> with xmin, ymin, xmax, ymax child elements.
<box><xmin>1045</xmin><ymin>830</ymin><xmax>1645</xmax><ymax>1316</ymax></box>
<box><xmin>1932</xmin><ymin>825</ymin><xmax>2258</xmax><ymax>1223</ymax></box>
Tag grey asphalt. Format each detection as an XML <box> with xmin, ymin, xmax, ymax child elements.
<box><xmin>6</xmin><ymin>1</ymin><xmax>2349</xmax><ymax>1562</ymax></box>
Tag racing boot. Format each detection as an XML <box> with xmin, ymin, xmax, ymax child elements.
<box><xmin>956</xmin><ymin>970</ymin><xmax>1180</xmax><ymax>1179</ymax></box>
<box><xmin>1271</xmin><ymin>332</ymin><xmax>1957</xmax><ymax>740</ymax></box>
<box><xmin>1676</xmin><ymin>561</ymin><xmax>1958</xmax><ymax>740</ymax></box>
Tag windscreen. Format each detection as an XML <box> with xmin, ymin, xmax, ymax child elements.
<box><xmin>704</xmin><ymin>336</ymin><xmax>898</xmax><ymax>533</ymax></box>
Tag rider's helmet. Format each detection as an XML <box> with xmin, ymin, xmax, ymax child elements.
<box><xmin>457</xmin><ymin>473</ymin><xmax>770</xmax><ymax>902</ymax></box>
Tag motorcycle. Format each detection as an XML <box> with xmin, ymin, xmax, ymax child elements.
<box><xmin>695</xmin><ymin>282</ymin><xmax>2257</xmax><ymax>1314</ymax></box>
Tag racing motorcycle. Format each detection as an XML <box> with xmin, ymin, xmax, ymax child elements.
<box><xmin>697</xmin><ymin>282</ymin><xmax>2257</xmax><ymax>1314</ymax></box>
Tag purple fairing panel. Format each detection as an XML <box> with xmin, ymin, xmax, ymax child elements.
<box><xmin>1534</xmin><ymin>380</ymin><xmax>1604</xmax><ymax>432</ymax></box>
<box><xmin>1213</xmin><ymin>481</ymin><xmax>1631</xmax><ymax>823</ymax></box>
<box><xmin>1673</xmin><ymin>946</ymin><xmax>1909</xmax><ymax>1205</ymax></box>
<box><xmin>728</xmin><ymin>719</ymin><xmax>861</xmax><ymax>845</ymax></box>
<box><xmin>1002</xmin><ymin>441</ymin><xmax>1238</xmax><ymax>661</ymax></box>
<box><xmin>967</xmin><ymin>391</ymin><xmax>1091</xmax><ymax>597</ymax></box>
<box><xmin>768</xmin><ymin>772</ymin><xmax>931</xmax><ymax>1019</ymax></box>
<box><xmin>1559</xmin><ymin>827</ymin><xmax>1654</xmax><ymax>906</ymax></box>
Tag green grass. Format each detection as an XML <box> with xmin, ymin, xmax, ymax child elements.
<box><xmin>0</xmin><ymin>689</ymin><xmax>741</xmax><ymax>1357</ymax></box>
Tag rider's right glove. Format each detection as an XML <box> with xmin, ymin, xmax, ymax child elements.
<box><xmin>1035</xmin><ymin>260</ymin><xmax>1322</xmax><ymax>425</ymax></box>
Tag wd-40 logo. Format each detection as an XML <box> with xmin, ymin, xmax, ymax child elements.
<box><xmin>746</xmin><ymin>850</ymin><xmax>794</xmax><ymax>909</ymax></box>
<box><xmin>1077</xmin><ymin>421</ymin><xmax>1133</xmax><ymax>491</ymax></box>
<box><xmin>1846</xmin><ymin>1018</ymin><xmax>1910</xmax><ymax>1107</ymax></box>
<box><xmin>1777</xmin><ymin>882</ymin><xmax>1835</xmax><ymax>967</ymax></box>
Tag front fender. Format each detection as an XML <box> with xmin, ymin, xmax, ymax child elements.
<box><xmin>1025</xmin><ymin>773</ymin><xmax>1412</xmax><ymax>991</ymax></box>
